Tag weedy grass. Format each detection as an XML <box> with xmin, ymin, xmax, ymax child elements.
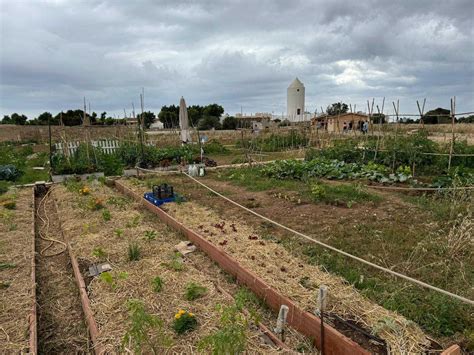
<box><xmin>184</xmin><ymin>282</ymin><xmax>208</xmax><ymax>301</ymax></box>
<box><xmin>102</xmin><ymin>209</ymin><xmax>111</xmax><ymax>221</ymax></box>
<box><xmin>128</xmin><ymin>242</ymin><xmax>141</xmax><ymax>261</ymax></box>
<box><xmin>151</xmin><ymin>276</ymin><xmax>163</xmax><ymax>293</ymax></box>
<box><xmin>310</xmin><ymin>181</ymin><xmax>382</xmax><ymax>207</ymax></box>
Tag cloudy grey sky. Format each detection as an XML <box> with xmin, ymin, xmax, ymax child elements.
<box><xmin>1</xmin><ymin>0</ymin><xmax>473</xmax><ymax>119</ymax></box>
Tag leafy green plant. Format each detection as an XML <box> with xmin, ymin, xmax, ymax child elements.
<box><xmin>173</xmin><ymin>309</ymin><xmax>198</xmax><ymax>334</ymax></box>
<box><xmin>162</xmin><ymin>252</ymin><xmax>185</xmax><ymax>271</ymax></box>
<box><xmin>114</xmin><ymin>228</ymin><xmax>124</xmax><ymax>238</ymax></box>
<box><xmin>122</xmin><ymin>299</ymin><xmax>171</xmax><ymax>353</ymax></box>
<box><xmin>185</xmin><ymin>282</ymin><xmax>207</xmax><ymax>301</ymax></box>
<box><xmin>126</xmin><ymin>215</ymin><xmax>141</xmax><ymax>228</ymax></box>
<box><xmin>198</xmin><ymin>304</ymin><xmax>247</xmax><ymax>354</ymax></box>
<box><xmin>102</xmin><ymin>209</ymin><xmax>111</xmax><ymax>221</ymax></box>
<box><xmin>0</xmin><ymin>262</ymin><xmax>16</xmax><ymax>270</ymax></box>
<box><xmin>128</xmin><ymin>242</ymin><xmax>141</xmax><ymax>261</ymax></box>
<box><xmin>151</xmin><ymin>276</ymin><xmax>163</xmax><ymax>293</ymax></box>
<box><xmin>92</xmin><ymin>246</ymin><xmax>106</xmax><ymax>259</ymax></box>
<box><xmin>144</xmin><ymin>230</ymin><xmax>157</xmax><ymax>241</ymax></box>
<box><xmin>99</xmin><ymin>271</ymin><xmax>115</xmax><ymax>289</ymax></box>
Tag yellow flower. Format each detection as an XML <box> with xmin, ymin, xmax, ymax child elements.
<box><xmin>175</xmin><ymin>314</ymin><xmax>181</xmax><ymax>319</ymax></box>
<box><xmin>178</xmin><ymin>309</ymin><xmax>185</xmax><ymax>315</ymax></box>
<box><xmin>188</xmin><ymin>313</ymin><xmax>194</xmax><ymax>317</ymax></box>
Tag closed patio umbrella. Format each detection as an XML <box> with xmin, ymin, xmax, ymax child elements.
<box><xmin>179</xmin><ymin>96</ymin><xmax>191</xmax><ymax>144</ymax></box>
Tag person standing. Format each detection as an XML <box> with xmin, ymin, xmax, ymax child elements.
<box><xmin>362</xmin><ymin>121</ymin><xmax>368</xmax><ymax>134</ymax></box>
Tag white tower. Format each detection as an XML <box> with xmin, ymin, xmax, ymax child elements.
<box><xmin>287</xmin><ymin>77</ymin><xmax>305</xmax><ymax>122</ymax></box>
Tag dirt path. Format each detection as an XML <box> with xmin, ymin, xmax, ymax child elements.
<box><xmin>35</xmin><ymin>187</ymin><xmax>91</xmax><ymax>354</ymax></box>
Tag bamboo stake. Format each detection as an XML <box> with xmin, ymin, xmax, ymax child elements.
<box><xmin>448</xmin><ymin>97</ymin><xmax>456</xmax><ymax>170</ymax></box>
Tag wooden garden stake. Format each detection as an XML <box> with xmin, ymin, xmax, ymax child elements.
<box><xmin>317</xmin><ymin>285</ymin><xmax>328</xmax><ymax>355</ymax></box>
<box><xmin>448</xmin><ymin>97</ymin><xmax>456</xmax><ymax>170</ymax></box>
<box><xmin>274</xmin><ymin>305</ymin><xmax>289</xmax><ymax>342</ymax></box>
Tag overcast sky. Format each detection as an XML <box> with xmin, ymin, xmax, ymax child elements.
<box><xmin>0</xmin><ymin>0</ymin><xmax>473</xmax><ymax>119</ymax></box>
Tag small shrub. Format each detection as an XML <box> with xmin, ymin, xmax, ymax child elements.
<box><xmin>198</xmin><ymin>305</ymin><xmax>247</xmax><ymax>354</ymax></box>
<box><xmin>151</xmin><ymin>276</ymin><xmax>163</xmax><ymax>293</ymax></box>
<box><xmin>102</xmin><ymin>209</ymin><xmax>111</xmax><ymax>221</ymax></box>
<box><xmin>144</xmin><ymin>230</ymin><xmax>157</xmax><ymax>241</ymax></box>
<box><xmin>128</xmin><ymin>242</ymin><xmax>141</xmax><ymax>261</ymax></box>
<box><xmin>185</xmin><ymin>282</ymin><xmax>207</xmax><ymax>301</ymax></box>
<box><xmin>0</xmin><ymin>181</ymin><xmax>9</xmax><ymax>195</ymax></box>
<box><xmin>0</xmin><ymin>164</ymin><xmax>22</xmax><ymax>181</ymax></box>
<box><xmin>123</xmin><ymin>299</ymin><xmax>171</xmax><ymax>352</ymax></box>
<box><xmin>173</xmin><ymin>309</ymin><xmax>198</xmax><ymax>334</ymax></box>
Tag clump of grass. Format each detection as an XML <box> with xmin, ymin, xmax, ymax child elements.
<box><xmin>102</xmin><ymin>209</ymin><xmax>111</xmax><ymax>221</ymax></box>
<box><xmin>0</xmin><ymin>262</ymin><xmax>16</xmax><ymax>270</ymax></box>
<box><xmin>128</xmin><ymin>242</ymin><xmax>141</xmax><ymax>261</ymax></box>
<box><xmin>185</xmin><ymin>282</ymin><xmax>207</xmax><ymax>301</ymax></box>
<box><xmin>99</xmin><ymin>271</ymin><xmax>115</xmax><ymax>289</ymax></box>
<box><xmin>151</xmin><ymin>276</ymin><xmax>163</xmax><ymax>293</ymax></box>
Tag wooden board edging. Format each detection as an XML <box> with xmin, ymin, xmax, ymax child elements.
<box><xmin>51</xmin><ymin>196</ymin><xmax>105</xmax><ymax>355</ymax></box>
<box><xmin>29</xmin><ymin>187</ymin><xmax>37</xmax><ymax>354</ymax></box>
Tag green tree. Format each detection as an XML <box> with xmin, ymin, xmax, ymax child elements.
<box><xmin>1</xmin><ymin>115</ymin><xmax>12</xmax><ymax>124</ymax></box>
<box><xmin>137</xmin><ymin>111</ymin><xmax>156</xmax><ymax>129</ymax></box>
<box><xmin>10</xmin><ymin>113</ymin><xmax>28</xmax><ymax>125</ymax></box>
<box><xmin>326</xmin><ymin>102</ymin><xmax>349</xmax><ymax>116</ymax></box>
<box><xmin>423</xmin><ymin>108</ymin><xmax>450</xmax><ymax>124</ymax></box>
<box><xmin>198</xmin><ymin>115</ymin><xmax>221</xmax><ymax>130</ymax></box>
<box><xmin>203</xmin><ymin>103</ymin><xmax>224</xmax><ymax>118</ymax></box>
<box><xmin>222</xmin><ymin>116</ymin><xmax>238</xmax><ymax>130</ymax></box>
<box><xmin>37</xmin><ymin>112</ymin><xmax>55</xmax><ymax>125</ymax></box>
<box><xmin>158</xmin><ymin>105</ymin><xmax>179</xmax><ymax>128</ymax></box>
<box><xmin>54</xmin><ymin>110</ymin><xmax>85</xmax><ymax>126</ymax></box>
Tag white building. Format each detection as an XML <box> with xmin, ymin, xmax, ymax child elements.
<box><xmin>287</xmin><ymin>77</ymin><xmax>305</xmax><ymax>122</ymax></box>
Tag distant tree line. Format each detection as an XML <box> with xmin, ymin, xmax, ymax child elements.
<box><xmin>1</xmin><ymin>110</ymin><xmax>157</xmax><ymax>128</ymax></box>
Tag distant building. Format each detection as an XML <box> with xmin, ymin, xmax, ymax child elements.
<box><xmin>287</xmin><ymin>78</ymin><xmax>305</xmax><ymax>122</ymax></box>
<box><xmin>313</xmin><ymin>112</ymin><xmax>369</xmax><ymax>132</ymax></box>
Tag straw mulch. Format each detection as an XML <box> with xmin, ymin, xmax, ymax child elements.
<box><xmin>0</xmin><ymin>188</ymin><xmax>34</xmax><ymax>353</ymax></box>
<box><xmin>120</xmin><ymin>179</ymin><xmax>430</xmax><ymax>354</ymax></box>
<box><xmin>53</xmin><ymin>182</ymin><xmax>309</xmax><ymax>353</ymax></box>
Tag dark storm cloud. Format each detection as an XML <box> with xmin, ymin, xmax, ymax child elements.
<box><xmin>0</xmin><ymin>0</ymin><xmax>473</xmax><ymax>118</ymax></box>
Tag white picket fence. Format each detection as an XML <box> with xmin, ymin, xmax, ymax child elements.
<box><xmin>54</xmin><ymin>139</ymin><xmax>120</xmax><ymax>156</ymax></box>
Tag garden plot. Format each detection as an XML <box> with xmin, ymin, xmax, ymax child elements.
<box><xmin>0</xmin><ymin>188</ymin><xmax>34</xmax><ymax>352</ymax></box>
<box><xmin>120</xmin><ymin>177</ymin><xmax>432</xmax><ymax>354</ymax></box>
<box><xmin>52</xmin><ymin>181</ymin><xmax>311</xmax><ymax>353</ymax></box>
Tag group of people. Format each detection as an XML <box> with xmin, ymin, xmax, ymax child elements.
<box><xmin>342</xmin><ymin>120</ymin><xmax>368</xmax><ymax>134</ymax></box>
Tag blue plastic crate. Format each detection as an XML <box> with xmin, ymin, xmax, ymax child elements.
<box><xmin>143</xmin><ymin>192</ymin><xmax>176</xmax><ymax>207</ymax></box>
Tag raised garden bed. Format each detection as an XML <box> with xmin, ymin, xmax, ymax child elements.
<box><xmin>51</xmin><ymin>180</ymin><xmax>311</xmax><ymax>353</ymax></box>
